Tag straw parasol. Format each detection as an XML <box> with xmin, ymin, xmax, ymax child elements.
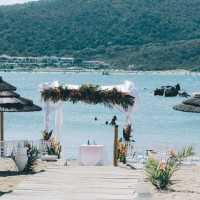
<box><xmin>0</xmin><ymin>77</ymin><xmax>42</xmax><ymax>140</ymax></box>
<box><xmin>0</xmin><ymin>78</ymin><xmax>16</xmax><ymax>92</ymax></box>
<box><xmin>173</xmin><ymin>94</ymin><xmax>200</xmax><ymax>113</ymax></box>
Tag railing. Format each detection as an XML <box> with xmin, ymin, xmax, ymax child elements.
<box><xmin>1</xmin><ymin>140</ymin><xmax>200</xmax><ymax>165</ymax></box>
<box><xmin>0</xmin><ymin>140</ymin><xmax>51</xmax><ymax>158</ymax></box>
<box><xmin>121</xmin><ymin>141</ymin><xmax>200</xmax><ymax>165</ymax></box>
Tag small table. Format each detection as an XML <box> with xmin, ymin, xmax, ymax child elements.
<box><xmin>78</xmin><ymin>145</ymin><xmax>109</xmax><ymax>166</ymax></box>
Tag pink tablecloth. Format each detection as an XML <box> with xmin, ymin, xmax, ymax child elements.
<box><xmin>78</xmin><ymin>145</ymin><xmax>109</xmax><ymax>166</ymax></box>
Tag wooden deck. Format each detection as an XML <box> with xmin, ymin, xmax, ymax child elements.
<box><xmin>1</xmin><ymin>165</ymin><xmax>143</xmax><ymax>200</ymax></box>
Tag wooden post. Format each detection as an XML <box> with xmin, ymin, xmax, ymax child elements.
<box><xmin>0</xmin><ymin>112</ymin><xmax>4</xmax><ymax>141</ymax></box>
<box><xmin>113</xmin><ymin>125</ymin><xmax>118</xmax><ymax>166</ymax></box>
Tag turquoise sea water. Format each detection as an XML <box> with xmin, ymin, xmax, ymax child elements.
<box><xmin>1</xmin><ymin>72</ymin><xmax>199</xmax><ymax>161</ymax></box>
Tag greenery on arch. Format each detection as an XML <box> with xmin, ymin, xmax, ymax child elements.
<box><xmin>41</xmin><ymin>84</ymin><xmax>134</xmax><ymax>111</ymax></box>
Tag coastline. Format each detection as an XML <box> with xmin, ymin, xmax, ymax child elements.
<box><xmin>0</xmin><ymin>68</ymin><xmax>199</xmax><ymax>75</ymax></box>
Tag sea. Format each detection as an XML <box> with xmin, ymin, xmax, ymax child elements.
<box><xmin>1</xmin><ymin>72</ymin><xmax>199</xmax><ymax>161</ymax></box>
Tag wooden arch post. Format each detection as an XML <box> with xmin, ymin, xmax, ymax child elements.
<box><xmin>113</xmin><ymin>125</ymin><xmax>118</xmax><ymax>166</ymax></box>
<box><xmin>0</xmin><ymin>112</ymin><xmax>4</xmax><ymax>141</ymax></box>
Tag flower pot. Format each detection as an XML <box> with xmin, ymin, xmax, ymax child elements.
<box><xmin>133</xmin><ymin>182</ymin><xmax>153</xmax><ymax>199</ymax></box>
<box><xmin>39</xmin><ymin>139</ymin><xmax>50</xmax><ymax>155</ymax></box>
<box><xmin>15</xmin><ymin>147</ymin><xmax>28</xmax><ymax>171</ymax></box>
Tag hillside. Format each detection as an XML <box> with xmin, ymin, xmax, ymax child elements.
<box><xmin>0</xmin><ymin>0</ymin><xmax>200</xmax><ymax>70</ymax></box>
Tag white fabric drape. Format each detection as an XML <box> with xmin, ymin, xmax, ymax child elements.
<box><xmin>39</xmin><ymin>81</ymin><xmax>63</xmax><ymax>142</ymax></box>
<box><xmin>38</xmin><ymin>80</ymin><xmax>140</xmax><ymax>141</ymax></box>
<box><xmin>42</xmin><ymin>100</ymin><xmax>63</xmax><ymax>142</ymax></box>
<box><xmin>114</xmin><ymin>81</ymin><xmax>140</xmax><ymax>125</ymax></box>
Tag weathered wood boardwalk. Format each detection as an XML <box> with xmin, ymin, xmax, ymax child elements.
<box><xmin>1</xmin><ymin>165</ymin><xmax>143</xmax><ymax>200</ymax></box>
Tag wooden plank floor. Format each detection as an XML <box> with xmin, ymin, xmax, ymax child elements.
<box><xmin>1</xmin><ymin>165</ymin><xmax>143</xmax><ymax>200</ymax></box>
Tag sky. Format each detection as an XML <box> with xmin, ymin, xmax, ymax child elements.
<box><xmin>0</xmin><ymin>0</ymin><xmax>39</xmax><ymax>5</ymax></box>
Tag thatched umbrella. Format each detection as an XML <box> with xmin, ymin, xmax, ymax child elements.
<box><xmin>173</xmin><ymin>94</ymin><xmax>200</xmax><ymax>113</ymax></box>
<box><xmin>0</xmin><ymin>78</ymin><xmax>16</xmax><ymax>92</ymax></box>
<box><xmin>0</xmin><ymin>77</ymin><xmax>42</xmax><ymax>140</ymax></box>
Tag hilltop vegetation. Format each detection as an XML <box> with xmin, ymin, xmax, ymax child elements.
<box><xmin>0</xmin><ymin>0</ymin><xmax>200</xmax><ymax>70</ymax></box>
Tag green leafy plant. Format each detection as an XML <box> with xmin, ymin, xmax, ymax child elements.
<box><xmin>23</xmin><ymin>144</ymin><xmax>39</xmax><ymax>172</ymax></box>
<box><xmin>10</xmin><ymin>144</ymin><xmax>38</xmax><ymax>172</ymax></box>
<box><xmin>118</xmin><ymin>137</ymin><xmax>122</xmax><ymax>142</ymax></box>
<box><xmin>117</xmin><ymin>142</ymin><xmax>128</xmax><ymax>164</ymax></box>
<box><xmin>123</xmin><ymin>125</ymin><xmax>134</xmax><ymax>141</ymax></box>
<box><xmin>10</xmin><ymin>150</ymin><xmax>16</xmax><ymax>162</ymax></box>
<box><xmin>145</xmin><ymin>147</ymin><xmax>195</xmax><ymax>190</ymax></box>
<box><xmin>42</xmin><ymin>129</ymin><xmax>53</xmax><ymax>140</ymax></box>
<box><xmin>47</xmin><ymin>137</ymin><xmax>62</xmax><ymax>159</ymax></box>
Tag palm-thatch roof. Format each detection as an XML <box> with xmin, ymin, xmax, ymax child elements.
<box><xmin>0</xmin><ymin>77</ymin><xmax>42</xmax><ymax>140</ymax></box>
<box><xmin>0</xmin><ymin>77</ymin><xmax>16</xmax><ymax>92</ymax></box>
<box><xmin>0</xmin><ymin>91</ymin><xmax>20</xmax><ymax>97</ymax></box>
<box><xmin>173</xmin><ymin>94</ymin><xmax>200</xmax><ymax>113</ymax></box>
<box><xmin>0</xmin><ymin>95</ymin><xmax>42</xmax><ymax>112</ymax></box>
<box><xmin>0</xmin><ymin>77</ymin><xmax>42</xmax><ymax>112</ymax></box>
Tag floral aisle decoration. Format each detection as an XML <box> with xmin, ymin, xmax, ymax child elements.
<box><xmin>47</xmin><ymin>137</ymin><xmax>62</xmax><ymax>159</ymax></box>
<box><xmin>42</xmin><ymin>129</ymin><xmax>53</xmax><ymax>141</ymax></box>
<box><xmin>41</xmin><ymin>84</ymin><xmax>135</xmax><ymax>111</ymax></box>
<box><xmin>145</xmin><ymin>146</ymin><xmax>195</xmax><ymax>190</ymax></box>
<box><xmin>24</xmin><ymin>143</ymin><xmax>39</xmax><ymax>172</ymax></box>
<box><xmin>117</xmin><ymin>141</ymin><xmax>128</xmax><ymax>164</ymax></box>
<box><xmin>123</xmin><ymin>125</ymin><xmax>134</xmax><ymax>141</ymax></box>
<box><xmin>11</xmin><ymin>143</ymin><xmax>39</xmax><ymax>172</ymax></box>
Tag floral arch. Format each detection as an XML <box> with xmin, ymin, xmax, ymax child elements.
<box><xmin>38</xmin><ymin>80</ymin><xmax>140</xmax><ymax>142</ymax></box>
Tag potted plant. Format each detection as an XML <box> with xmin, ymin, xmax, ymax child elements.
<box><xmin>42</xmin><ymin>129</ymin><xmax>53</xmax><ymax>141</ymax></box>
<box><xmin>13</xmin><ymin>143</ymin><xmax>39</xmax><ymax>172</ymax></box>
<box><xmin>41</xmin><ymin>136</ymin><xmax>62</xmax><ymax>161</ymax></box>
<box><xmin>39</xmin><ymin>130</ymin><xmax>53</xmax><ymax>155</ymax></box>
<box><xmin>117</xmin><ymin>142</ymin><xmax>128</xmax><ymax>164</ymax></box>
<box><xmin>23</xmin><ymin>144</ymin><xmax>39</xmax><ymax>172</ymax></box>
<box><xmin>123</xmin><ymin>125</ymin><xmax>135</xmax><ymax>142</ymax></box>
<box><xmin>145</xmin><ymin>146</ymin><xmax>195</xmax><ymax>190</ymax></box>
<box><xmin>15</xmin><ymin>141</ymin><xmax>28</xmax><ymax>171</ymax></box>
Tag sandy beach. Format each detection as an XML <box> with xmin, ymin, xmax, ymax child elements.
<box><xmin>26</xmin><ymin>68</ymin><xmax>200</xmax><ymax>75</ymax></box>
<box><xmin>1</xmin><ymin>158</ymin><xmax>200</xmax><ymax>199</ymax></box>
<box><xmin>111</xmin><ymin>69</ymin><xmax>197</xmax><ymax>75</ymax></box>
<box><xmin>149</xmin><ymin>164</ymin><xmax>200</xmax><ymax>200</ymax></box>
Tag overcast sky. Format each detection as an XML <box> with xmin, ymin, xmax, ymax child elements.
<box><xmin>0</xmin><ymin>0</ymin><xmax>39</xmax><ymax>5</ymax></box>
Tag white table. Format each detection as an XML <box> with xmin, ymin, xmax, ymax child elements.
<box><xmin>78</xmin><ymin>145</ymin><xmax>109</xmax><ymax>166</ymax></box>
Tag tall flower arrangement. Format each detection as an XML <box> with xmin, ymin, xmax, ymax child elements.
<box><xmin>117</xmin><ymin>141</ymin><xmax>128</xmax><ymax>164</ymax></box>
<box><xmin>24</xmin><ymin>144</ymin><xmax>39</xmax><ymax>172</ymax></box>
<box><xmin>42</xmin><ymin>130</ymin><xmax>53</xmax><ymax>140</ymax></box>
<box><xmin>145</xmin><ymin>147</ymin><xmax>195</xmax><ymax>190</ymax></box>
<box><xmin>41</xmin><ymin>84</ymin><xmax>135</xmax><ymax>111</ymax></box>
<box><xmin>47</xmin><ymin>137</ymin><xmax>62</xmax><ymax>159</ymax></box>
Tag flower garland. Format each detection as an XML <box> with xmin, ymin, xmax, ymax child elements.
<box><xmin>41</xmin><ymin>84</ymin><xmax>135</xmax><ymax>111</ymax></box>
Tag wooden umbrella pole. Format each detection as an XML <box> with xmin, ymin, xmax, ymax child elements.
<box><xmin>113</xmin><ymin>125</ymin><xmax>118</xmax><ymax>166</ymax></box>
<box><xmin>0</xmin><ymin>112</ymin><xmax>4</xmax><ymax>141</ymax></box>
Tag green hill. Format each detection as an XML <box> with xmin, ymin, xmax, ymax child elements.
<box><xmin>0</xmin><ymin>0</ymin><xmax>200</xmax><ymax>70</ymax></box>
